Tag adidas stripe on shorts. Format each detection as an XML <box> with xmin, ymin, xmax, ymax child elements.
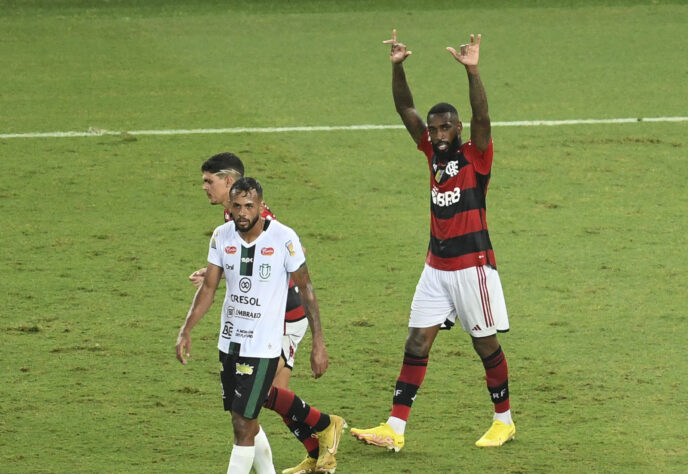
<box><xmin>409</xmin><ymin>264</ymin><xmax>509</xmax><ymax>337</ymax></box>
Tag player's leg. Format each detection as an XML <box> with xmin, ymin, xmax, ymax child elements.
<box><xmin>220</xmin><ymin>351</ymin><xmax>256</xmax><ymax>473</ymax></box>
<box><xmin>220</xmin><ymin>353</ymin><xmax>254</xmax><ymax>473</ymax></box>
<box><xmin>472</xmin><ymin>335</ymin><xmax>511</xmax><ymax>424</ymax></box>
<box><xmin>227</xmin><ymin>424</ymin><xmax>276</xmax><ymax>474</ymax></box>
<box><xmin>274</xmin><ymin>319</ymin><xmax>320</xmax><ymax>474</ymax></box>
<box><xmin>351</xmin><ymin>264</ymin><xmax>452</xmax><ymax>451</ymax></box>
<box><xmin>231</xmin><ymin>412</ymin><xmax>260</xmax><ymax>445</ymax></box>
<box><xmin>393</xmin><ymin>325</ymin><xmax>439</xmax><ymax>425</ymax></box>
<box><xmin>227</xmin><ymin>445</ymin><xmax>255</xmax><ymax>474</ymax></box>
<box><xmin>473</xmin><ymin>334</ymin><xmax>512</xmax><ymax>421</ymax></box>
<box><xmin>349</xmin><ymin>325</ymin><xmax>439</xmax><ymax>452</ymax></box>
<box><xmin>253</xmin><ymin>425</ymin><xmax>276</xmax><ymax>474</ymax></box>
<box><xmin>228</xmin><ymin>413</ymin><xmax>259</xmax><ymax>473</ymax></box>
<box><xmin>472</xmin><ymin>334</ymin><xmax>514</xmax><ymax>446</ymax></box>
<box><xmin>274</xmin><ymin>361</ymin><xmax>319</xmax><ymax>474</ymax></box>
<box><xmin>263</xmin><ymin>387</ymin><xmax>345</xmax><ymax>474</ymax></box>
<box><xmin>453</xmin><ymin>265</ymin><xmax>514</xmax><ymax>446</ymax></box>
<box><xmin>272</xmin><ymin>357</ymin><xmax>291</xmax><ymax>389</ymax></box>
<box><xmin>227</xmin><ymin>355</ymin><xmax>279</xmax><ymax>473</ymax></box>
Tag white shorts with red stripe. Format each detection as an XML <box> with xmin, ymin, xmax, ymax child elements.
<box><xmin>409</xmin><ymin>263</ymin><xmax>509</xmax><ymax>337</ymax></box>
<box><xmin>281</xmin><ymin>318</ymin><xmax>308</xmax><ymax>369</ymax></box>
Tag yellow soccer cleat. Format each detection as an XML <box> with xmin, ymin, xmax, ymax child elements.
<box><xmin>475</xmin><ymin>420</ymin><xmax>516</xmax><ymax>447</ymax></box>
<box><xmin>281</xmin><ymin>455</ymin><xmax>317</xmax><ymax>474</ymax></box>
<box><xmin>315</xmin><ymin>415</ymin><xmax>347</xmax><ymax>473</ymax></box>
<box><xmin>350</xmin><ymin>423</ymin><xmax>405</xmax><ymax>452</ymax></box>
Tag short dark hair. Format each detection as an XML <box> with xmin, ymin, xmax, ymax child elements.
<box><xmin>201</xmin><ymin>152</ymin><xmax>245</xmax><ymax>176</ymax></box>
<box><xmin>427</xmin><ymin>102</ymin><xmax>459</xmax><ymax>122</ymax></box>
<box><xmin>230</xmin><ymin>177</ymin><xmax>263</xmax><ymax>200</ymax></box>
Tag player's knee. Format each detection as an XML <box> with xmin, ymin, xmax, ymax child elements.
<box><xmin>472</xmin><ymin>334</ymin><xmax>499</xmax><ymax>358</ymax></box>
<box><xmin>405</xmin><ymin>331</ymin><xmax>432</xmax><ymax>357</ymax></box>
<box><xmin>271</xmin><ymin>366</ymin><xmax>291</xmax><ymax>389</ymax></box>
<box><xmin>231</xmin><ymin>413</ymin><xmax>259</xmax><ymax>444</ymax></box>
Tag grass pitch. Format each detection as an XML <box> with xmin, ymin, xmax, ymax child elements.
<box><xmin>1</xmin><ymin>1</ymin><xmax>687</xmax><ymax>472</ymax></box>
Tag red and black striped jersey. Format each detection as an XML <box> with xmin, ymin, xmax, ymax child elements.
<box><xmin>417</xmin><ymin>129</ymin><xmax>496</xmax><ymax>271</ymax></box>
<box><xmin>223</xmin><ymin>204</ymin><xmax>306</xmax><ymax>322</ymax></box>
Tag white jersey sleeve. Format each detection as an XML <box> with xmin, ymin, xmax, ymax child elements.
<box><xmin>283</xmin><ymin>228</ymin><xmax>306</xmax><ymax>273</ymax></box>
<box><xmin>207</xmin><ymin>225</ymin><xmax>225</xmax><ymax>268</ymax></box>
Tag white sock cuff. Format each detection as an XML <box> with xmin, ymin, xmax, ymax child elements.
<box><xmin>493</xmin><ymin>409</ymin><xmax>513</xmax><ymax>425</ymax></box>
<box><xmin>228</xmin><ymin>445</ymin><xmax>255</xmax><ymax>474</ymax></box>
<box><xmin>252</xmin><ymin>426</ymin><xmax>275</xmax><ymax>474</ymax></box>
<box><xmin>386</xmin><ymin>416</ymin><xmax>406</xmax><ymax>435</ymax></box>
<box><xmin>255</xmin><ymin>426</ymin><xmax>267</xmax><ymax>442</ymax></box>
<box><xmin>232</xmin><ymin>444</ymin><xmax>255</xmax><ymax>455</ymax></box>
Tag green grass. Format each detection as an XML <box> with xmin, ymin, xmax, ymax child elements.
<box><xmin>1</xmin><ymin>1</ymin><xmax>687</xmax><ymax>473</ymax></box>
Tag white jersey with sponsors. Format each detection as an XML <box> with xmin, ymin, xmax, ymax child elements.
<box><xmin>207</xmin><ymin>219</ymin><xmax>306</xmax><ymax>358</ymax></box>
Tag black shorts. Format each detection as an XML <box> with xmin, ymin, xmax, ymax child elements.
<box><xmin>219</xmin><ymin>349</ymin><xmax>279</xmax><ymax>419</ymax></box>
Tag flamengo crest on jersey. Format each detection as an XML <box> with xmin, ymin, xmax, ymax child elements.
<box><xmin>208</xmin><ymin>219</ymin><xmax>306</xmax><ymax>358</ymax></box>
<box><xmin>418</xmin><ymin>129</ymin><xmax>497</xmax><ymax>271</ymax></box>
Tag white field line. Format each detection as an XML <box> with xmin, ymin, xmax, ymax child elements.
<box><xmin>1</xmin><ymin>116</ymin><xmax>686</xmax><ymax>139</ymax></box>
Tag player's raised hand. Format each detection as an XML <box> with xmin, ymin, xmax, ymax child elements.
<box><xmin>447</xmin><ymin>33</ymin><xmax>481</xmax><ymax>67</ymax></box>
<box><xmin>383</xmin><ymin>28</ymin><xmax>412</xmax><ymax>64</ymax></box>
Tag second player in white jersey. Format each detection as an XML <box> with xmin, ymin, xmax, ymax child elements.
<box><xmin>208</xmin><ymin>218</ymin><xmax>306</xmax><ymax>359</ymax></box>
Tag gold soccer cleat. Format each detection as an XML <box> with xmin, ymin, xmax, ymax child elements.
<box><xmin>475</xmin><ymin>420</ymin><xmax>516</xmax><ymax>447</ymax></box>
<box><xmin>315</xmin><ymin>415</ymin><xmax>347</xmax><ymax>473</ymax></box>
<box><xmin>282</xmin><ymin>455</ymin><xmax>317</xmax><ymax>474</ymax></box>
<box><xmin>350</xmin><ymin>423</ymin><xmax>405</xmax><ymax>452</ymax></box>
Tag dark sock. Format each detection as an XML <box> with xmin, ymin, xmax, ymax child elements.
<box><xmin>264</xmin><ymin>386</ymin><xmax>331</xmax><ymax>432</ymax></box>
<box><xmin>482</xmin><ymin>346</ymin><xmax>510</xmax><ymax>413</ymax></box>
<box><xmin>390</xmin><ymin>352</ymin><xmax>428</xmax><ymax>420</ymax></box>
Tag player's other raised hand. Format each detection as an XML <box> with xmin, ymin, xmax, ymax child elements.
<box><xmin>447</xmin><ymin>33</ymin><xmax>482</xmax><ymax>68</ymax></box>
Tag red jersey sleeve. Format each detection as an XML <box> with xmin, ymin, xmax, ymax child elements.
<box><xmin>417</xmin><ymin>129</ymin><xmax>434</xmax><ymax>160</ymax></box>
<box><xmin>462</xmin><ymin>139</ymin><xmax>494</xmax><ymax>176</ymax></box>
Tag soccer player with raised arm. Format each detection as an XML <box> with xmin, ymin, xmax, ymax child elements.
<box><xmin>351</xmin><ymin>30</ymin><xmax>515</xmax><ymax>450</ymax></box>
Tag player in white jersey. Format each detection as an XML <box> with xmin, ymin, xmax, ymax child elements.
<box><xmin>189</xmin><ymin>153</ymin><xmax>321</xmax><ymax>474</ymax></box>
<box><xmin>176</xmin><ymin>178</ymin><xmax>346</xmax><ymax>474</ymax></box>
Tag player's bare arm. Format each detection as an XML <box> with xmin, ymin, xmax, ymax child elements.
<box><xmin>384</xmin><ymin>29</ymin><xmax>425</xmax><ymax>144</ymax></box>
<box><xmin>447</xmin><ymin>33</ymin><xmax>491</xmax><ymax>151</ymax></box>
<box><xmin>291</xmin><ymin>262</ymin><xmax>328</xmax><ymax>379</ymax></box>
<box><xmin>176</xmin><ymin>263</ymin><xmax>222</xmax><ymax>365</ymax></box>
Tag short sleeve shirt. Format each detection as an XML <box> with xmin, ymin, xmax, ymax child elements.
<box><xmin>417</xmin><ymin>129</ymin><xmax>497</xmax><ymax>270</ymax></box>
<box><xmin>208</xmin><ymin>219</ymin><xmax>306</xmax><ymax>358</ymax></box>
